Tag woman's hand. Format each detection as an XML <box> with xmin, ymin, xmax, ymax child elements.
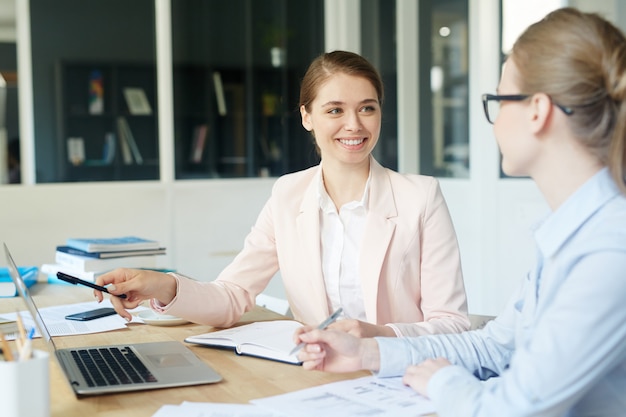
<box><xmin>327</xmin><ymin>319</ymin><xmax>397</xmax><ymax>337</ymax></box>
<box><xmin>94</xmin><ymin>268</ymin><xmax>176</xmax><ymax>321</ymax></box>
<box><xmin>402</xmin><ymin>358</ymin><xmax>451</xmax><ymax>397</ymax></box>
<box><xmin>293</xmin><ymin>326</ymin><xmax>381</xmax><ymax>373</ymax></box>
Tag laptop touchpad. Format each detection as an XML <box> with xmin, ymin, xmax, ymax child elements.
<box><xmin>147</xmin><ymin>353</ymin><xmax>192</xmax><ymax>367</ymax></box>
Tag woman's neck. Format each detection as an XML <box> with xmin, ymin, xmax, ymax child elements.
<box><xmin>321</xmin><ymin>159</ymin><xmax>371</xmax><ymax>209</ymax></box>
<box><xmin>532</xmin><ymin>138</ymin><xmax>604</xmax><ymax>211</ymax></box>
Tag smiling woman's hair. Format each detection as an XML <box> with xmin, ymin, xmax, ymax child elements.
<box><xmin>511</xmin><ymin>7</ymin><xmax>626</xmax><ymax>192</ymax></box>
<box><xmin>299</xmin><ymin>50</ymin><xmax>384</xmax><ymax>114</ymax></box>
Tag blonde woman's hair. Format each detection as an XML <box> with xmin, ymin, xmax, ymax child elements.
<box><xmin>511</xmin><ymin>7</ymin><xmax>626</xmax><ymax>193</ymax></box>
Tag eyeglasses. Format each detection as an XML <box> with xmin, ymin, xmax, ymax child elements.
<box><xmin>481</xmin><ymin>94</ymin><xmax>574</xmax><ymax>124</ymax></box>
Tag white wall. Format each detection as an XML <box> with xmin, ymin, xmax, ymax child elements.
<box><xmin>0</xmin><ymin>178</ymin><xmax>285</xmax><ymax>296</ymax></box>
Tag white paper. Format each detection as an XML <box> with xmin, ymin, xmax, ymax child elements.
<box><xmin>1</xmin><ymin>300</ymin><xmax>148</xmax><ymax>340</ymax></box>
<box><xmin>151</xmin><ymin>376</ymin><xmax>433</xmax><ymax>417</ymax></box>
<box><xmin>251</xmin><ymin>375</ymin><xmax>435</xmax><ymax>417</ymax></box>
<box><xmin>152</xmin><ymin>401</ymin><xmax>286</xmax><ymax>417</ymax></box>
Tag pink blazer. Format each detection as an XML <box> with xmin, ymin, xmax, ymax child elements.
<box><xmin>162</xmin><ymin>158</ymin><xmax>470</xmax><ymax>336</ymax></box>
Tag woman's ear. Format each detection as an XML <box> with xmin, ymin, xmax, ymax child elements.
<box><xmin>300</xmin><ymin>105</ymin><xmax>313</xmax><ymax>131</ymax></box>
<box><xmin>529</xmin><ymin>93</ymin><xmax>553</xmax><ymax>133</ymax></box>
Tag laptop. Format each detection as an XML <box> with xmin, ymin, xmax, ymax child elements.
<box><xmin>3</xmin><ymin>243</ymin><xmax>222</xmax><ymax>396</ymax></box>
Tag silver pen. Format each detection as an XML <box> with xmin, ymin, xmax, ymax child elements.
<box><xmin>289</xmin><ymin>307</ymin><xmax>343</xmax><ymax>356</ymax></box>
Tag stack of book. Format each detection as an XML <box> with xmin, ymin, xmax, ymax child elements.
<box><xmin>41</xmin><ymin>236</ymin><xmax>166</xmax><ymax>283</ymax></box>
<box><xmin>0</xmin><ymin>266</ymin><xmax>39</xmax><ymax>297</ymax></box>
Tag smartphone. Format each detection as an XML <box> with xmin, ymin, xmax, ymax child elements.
<box><xmin>65</xmin><ymin>307</ymin><xmax>117</xmax><ymax>321</ymax></box>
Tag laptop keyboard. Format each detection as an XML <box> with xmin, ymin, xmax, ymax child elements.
<box><xmin>71</xmin><ymin>346</ymin><xmax>158</xmax><ymax>387</ymax></box>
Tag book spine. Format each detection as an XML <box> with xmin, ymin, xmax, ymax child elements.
<box><xmin>55</xmin><ymin>252</ymin><xmax>158</xmax><ymax>272</ymax></box>
<box><xmin>55</xmin><ymin>251</ymin><xmax>93</xmax><ymax>269</ymax></box>
<box><xmin>56</xmin><ymin>246</ymin><xmax>101</xmax><ymax>258</ymax></box>
<box><xmin>65</xmin><ymin>237</ymin><xmax>160</xmax><ymax>252</ymax></box>
<box><xmin>41</xmin><ymin>263</ymin><xmax>100</xmax><ymax>282</ymax></box>
<box><xmin>57</xmin><ymin>246</ymin><xmax>165</xmax><ymax>259</ymax></box>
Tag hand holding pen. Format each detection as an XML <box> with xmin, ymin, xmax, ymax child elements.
<box><xmin>289</xmin><ymin>307</ymin><xmax>343</xmax><ymax>356</ymax></box>
<box><xmin>57</xmin><ymin>272</ymin><xmax>127</xmax><ymax>299</ymax></box>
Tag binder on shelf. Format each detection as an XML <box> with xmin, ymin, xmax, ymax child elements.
<box><xmin>123</xmin><ymin>87</ymin><xmax>152</xmax><ymax>115</ymax></box>
<box><xmin>116</xmin><ymin>116</ymin><xmax>143</xmax><ymax>164</ymax></box>
<box><xmin>102</xmin><ymin>132</ymin><xmax>116</xmax><ymax>164</ymax></box>
<box><xmin>190</xmin><ymin>124</ymin><xmax>208</xmax><ymax>163</ymax></box>
<box><xmin>67</xmin><ymin>137</ymin><xmax>85</xmax><ymax>166</ymax></box>
<box><xmin>116</xmin><ymin>117</ymin><xmax>133</xmax><ymax>164</ymax></box>
<box><xmin>89</xmin><ymin>70</ymin><xmax>104</xmax><ymax>115</ymax></box>
<box><xmin>212</xmin><ymin>71</ymin><xmax>227</xmax><ymax>116</ymax></box>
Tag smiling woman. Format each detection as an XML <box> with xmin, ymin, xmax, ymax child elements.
<box><xmin>93</xmin><ymin>50</ymin><xmax>471</xmax><ymax>341</ymax></box>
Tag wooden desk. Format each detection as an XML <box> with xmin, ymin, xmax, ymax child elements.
<box><xmin>1</xmin><ymin>284</ymin><xmax>368</xmax><ymax>417</ymax></box>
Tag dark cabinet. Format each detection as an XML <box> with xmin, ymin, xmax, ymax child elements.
<box><xmin>55</xmin><ymin>61</ymin><xmax>159</xmax><ymax>181</ymax></box>
<box><xmin>173</xmin><ymin>65</ymin><xmax>302</xmax><ymax>180</ymax></box>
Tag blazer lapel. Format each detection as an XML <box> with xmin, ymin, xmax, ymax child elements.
<box><xmin>359</xmin><ymin>159</ymin><xmax>397</xmax><ymax>323</ymax></box>
<box><xmin>295</xmin><ymin>168</ymin><xmax>331</xmax><ymax>318</ymax></box>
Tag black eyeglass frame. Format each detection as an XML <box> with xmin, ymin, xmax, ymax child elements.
<box><xmin>481</xmin><ymin>93</ymin><xmax>574</xmax><ymax>124</ymax></box>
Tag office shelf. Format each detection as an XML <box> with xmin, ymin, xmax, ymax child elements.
<box><xmin>55</xmin><ymin>61</ymin><xmax>159</xmax><ymax>181</ymax></box>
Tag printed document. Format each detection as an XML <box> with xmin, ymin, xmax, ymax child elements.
<box><xmin>151</xmin><ymin>376</ymin><xmax>434</xmax><ymax>417</ymax></box>
<box><xmin>1</xmin><ymin>300</ymin><xmax>147</xmax><ymax>340</ymax></box>
<box><xmin>251</xmin><ymin>375</ymin><xmax>435</xmax><ymax>417</ymax></box>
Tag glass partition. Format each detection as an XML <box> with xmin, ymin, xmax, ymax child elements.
<box><xmin>171</xmin><ymin>0</ymin><xmax>324</xmax><ymax>179</ymax></box>
<box><xmin>363</xmin><ymin>0</ymin><xmax>469</xmax><ymax>178</ymax></box>
<box><xmin>30</xmin><ymin>0</ymin><xmax>158</xmax><ymax>182</ymax></box>
<box><xmin>361</xmin><ymin>0</ymin><xmax>398</xmax><ymax>171</ymax></box>
<box><xmin>419</xmin><ymin>0</ymin><xmax>469</xmax><ymax>178</ymax></box>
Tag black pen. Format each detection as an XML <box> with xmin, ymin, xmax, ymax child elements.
<box><xmin>56</xmin><ymin>272</ymin><xmax>127</xmax><ymax>299</ymax></box>
<box><xmin>288</xmin><ymin>307</ymin><xmax>343</xmax><ymax>356</ymax></box>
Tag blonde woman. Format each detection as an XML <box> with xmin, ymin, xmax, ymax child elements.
<box><xmin>295</xmin><ymin>8</ymin><xmax>626</xmax><ymax>416</ymax></box>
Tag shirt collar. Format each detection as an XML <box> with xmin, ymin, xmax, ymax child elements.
<box><xmin>534</xmin><ymin>167</ymin><xmax>620</xmax><ymax>258</ymax></box>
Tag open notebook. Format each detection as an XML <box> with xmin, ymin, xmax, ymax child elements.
<box><xmin>185</xmin><ymin>320</ymin><xmax>303</xmax><ymax>365</ymax></box>
<box><xmin>3</xmin><ymin>243</ymin><xmax>222</xmax><ymax>396</ymax></box>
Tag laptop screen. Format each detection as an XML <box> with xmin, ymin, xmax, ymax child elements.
<box><xmin>3</xmin><ymin>243</ymin><xmax>57</xmax><ymax>351</ymax></box>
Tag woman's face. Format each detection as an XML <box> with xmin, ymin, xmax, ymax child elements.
<box><xmin>300</xmin><ymin>73</ymin><xmax>381</xmax><ymax>168</ymax></box>
<box><xmin>493</xmin><ymin>58</ymin><xmax>538</xmax><ymax>177</ymax></box>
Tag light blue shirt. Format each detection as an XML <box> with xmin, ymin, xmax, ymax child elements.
<box><xmin>376</xmin><ymin>168</ymin><xmax>626</xmax><ymax>416</ymax></box>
